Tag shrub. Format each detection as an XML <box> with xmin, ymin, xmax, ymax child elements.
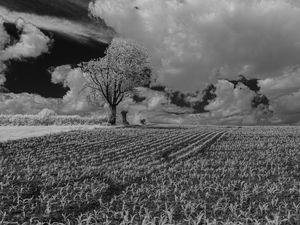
<box><xmin>37</xmin><ymin>109</ymin><xmax>57</xmax><ymax>118</ymax></box>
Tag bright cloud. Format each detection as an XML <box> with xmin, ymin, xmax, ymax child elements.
<box><xmin>188</xmin><ymin>79</ymin><xmax>273</xmax><ymax>125</ymax></box>
<box><xmin>2</xmin><ymin>18</ymin><xmax>51</xmax><ymax>60</ymax></box>
<box><xmin>0</xmin><ymin>17</ymin><xmax>52</xmax><ymax>85</ymax></box>
<box><xmin>51</xmin><ymin>65</ymin><xmax>98</xmax><ymax>113</ymax></box>
<box><xmin>0</xmin><ymin>65</ymin><xmax>95</xmax><ymax>115</ymax></box>
<box><xmin>0</xmin><ymin>93</ymin><xmax>58</xmax><ymax>115</ymax></box>
<box><xmin>205</xmin><ymin>80</ymin><xmax>255</xmax><ymax>118</ymax></box>
<box><xmin>89</xmin><ymin>0</ymin><xmax>300</xmax><ymax>91</ymax></box>
<box><xmin>202</xmin><ymin>68</ymin><xmax>300</xmax><ymax>124</ymax></box>
<box><xmin>51</xmin><ymin>65</ymin><xmax>73</xmax><ymax>85</ymax></box>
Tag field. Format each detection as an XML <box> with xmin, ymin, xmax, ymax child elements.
<box><xmin>0</xmin><ymin>125</ymin><xmax>105</xmax><ymax>142</ymax></box>
<box><xmin>1</xmin><ymin>126</ymin><xmax>300</xmax><ymax>224</ymax></box>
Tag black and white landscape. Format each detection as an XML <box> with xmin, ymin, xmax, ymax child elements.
<box><xmin>1</xmin><ymin>0</ymin><xmax>300</xmax><ymax>224</ymax></box>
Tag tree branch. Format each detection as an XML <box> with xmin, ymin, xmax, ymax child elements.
<box><xmin>116</xmin><ymin>93</ymin><xmax>125</xmax><ymax>105</ymax></box>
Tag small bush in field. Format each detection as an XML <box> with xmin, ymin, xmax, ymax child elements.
<box><xmin>36</xmin><ymin>109</ymin><xmax>57</xmax><ymax>125</ymax></box>
<box><xmin>37</xmin><ymin>108</ymin><xmax>57</xmax><ymax>118</ymax></box>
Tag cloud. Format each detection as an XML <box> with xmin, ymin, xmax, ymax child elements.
<box><xmin>89</xmin><ymin>0</ymin><xmax>300</xmax><ymax>91</ymax></box>
<box><xmin>258</xmin><ymin>68</ymin><xmax>300</xmax><ymax>123</ymax></box>
<box><xmin>51</xmin><ymin>65</ymin><xmax>98</xmax><ymax>113</ymax></box>
<box><xmin>0</xmin><ymin>17</ymin><xmax>52</xmax><ymax>85</ymax></box>
<box><xmin>0</xmin><ymin>17</ymin><xmax>10</xmax><ymax>85</ymax></box>
<box><xmin>61</xmin><ymin>69</ymin><xmax>93</xmax><ymax>113</ymax></box>
<box><xmin>51</xmin><ymin>65</ymin><xmax>73</xmax><ymax>85</ymax></box>
<box><xmin>0</xmin><ymin>64</ymin><xmax>170</xmax><ymax>117</ymax></box>
<box><xmin>184</xmin><ymin>79</ymin><xmax>273</xmax><ymax>125</ymax></box>
<box><xmin>205</xmin><ymin>80</ymin><xmax>255</xmax><ymax>118</ymax></box>
<box><xmin>0</xmin><ymin>6</ymin><xmax>112</xmax><ymax>43</ymax></box>
<box><xmin>2</xmin><ymin>18</ymin><xmax>51</xmax><ymax>60</ymax></box>
<box><xmin>275</xmin><ymin>91</ymin><xmax>300</xmax><ymax>123</ymax></box>
<box><xmin>259</xmin><ymin>67</ymin><xmax>300</xmax><ymax>99</ymax></box>
<box><xmin>0</xmin><ymin>65</ymin><xmax>97</xmax><ymax>116</ymax></box>
<box><xmin>0</xmin><ymin>93</ymin><xmax>58</xmax><ymax>115</ymax></box>
<box><xmin>191</xmin><ymin>69</ymin><xmax>300</xmax><ymax>124</ymax></box>
<box><xmin>0</xmin><ymin>17</ymin><xmax>10</xmax><ymax>49</ymax></box>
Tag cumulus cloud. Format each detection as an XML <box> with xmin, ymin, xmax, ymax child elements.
<box><xmin>194</xmin><ymin>69</ymin><xmax>300</xmax><ymax>124</ymax></box>
<box><xmin>2</xmin><ymin>18</ymin><xmax>51</xmax><ymax>60</ymax></box>
<box><xmin>0</xmin><ymin>64</ymin><xmax>170</xmax><ymax>118</ymax></box>
<box><xmin>0</xmin><ymin>17</ymin><xmax>52</xmax><ymax>85</ymax></box>
<box><xmin>51</xmin><ymin>65</ymin><xmax>73</xmax><ymax>85</ymax></box>
<box><xmin>0</xmin><ymin>65</ymin><xmax>97</xmax><ymax>116</ymax></box>
<box><xmin>51</xmin><ymin>69</ymin><xmax>173</xmax><ymax>121</ymax></box>
<box><xmin>186</xmin><ymin>79</ymin><xmax>273</xmax><ymax>125</ymax></box>
<box><xmin>61</xmin><ymin>69</ymin><xmax>93</xmax><ymax>113</ymax></box>
<box><xmin>202</xmin><ymin>80</ymin><xmax>273</xmax><ymax>125</ymax></box>
<box><xmin>0</xmin><ymin>17</ymin><xmax>55</xmax><ymax>114</ymax></box>
<box><xmin>51</xmin><ymin>65</ymin><xmax>98</xmax><ymax>114</ymax></box>
<box><xmin>178</xmin><ymin>77</ymin><xmax>276</xmax><ymax>125</ymax></box>
<box><xmin>89</xmin><ymin>0</ymin><xmax>300</xmax><ymax>91</ymax></box>
<box><xmin>205</xmin><ymin>80</ymin><xmax>255</xmax><ymax>118</ymax></box>
<box><xmin>0</xmin><ymin>93</ymin><xmax>58</xmax><ymax>115</ymax></box>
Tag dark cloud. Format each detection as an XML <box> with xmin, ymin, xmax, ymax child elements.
<box><xmin>192</xmin><ymin>85</ymin><xmax>217</xmax><ymax>113</ymax></box>
<box><xmin>149</xmin><ymin>84</ymin><xmax>216</xmax><ymax>113</ymax></box>
<box><xmin>90</xmin><ymin>0</ymin><xmax>300</xmax><ymax>91</ymax></box>
<box><xmin>226</xmin><ymin>75</ymin><xmax>260</xmax><ymax>93</ymax></box>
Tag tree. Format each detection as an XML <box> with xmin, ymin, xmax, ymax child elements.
<box><xmin>80</xmin><ymin>38</ymin><xmax>151</xmax><ymax>125</ymax></box>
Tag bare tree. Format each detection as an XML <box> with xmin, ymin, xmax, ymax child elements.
<box><xmin>80</xmin><ymin>38</ymin><xmax>151</xmax><ymax>125</ymax></box>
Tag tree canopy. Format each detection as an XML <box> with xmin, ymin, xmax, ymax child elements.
<box><xmin>79</xmin><ymin>38</ymin><xmax>152</xmax><ymax>124</ymax></box>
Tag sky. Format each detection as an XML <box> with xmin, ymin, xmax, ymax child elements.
<box><xmin>1</xmin><ymin>0</ymin><xmax>300</xmax><ymax>124</ymax></box>
<box><xmin>0</xmin><ymin>0</ymin><xmax>111</xmax><ymax>97</ymax></box>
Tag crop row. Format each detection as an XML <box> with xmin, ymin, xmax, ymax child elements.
<box><xmin>2</xmin><ymin>126</ymin><xmax>299</xmax><ymax>224</ymax></box>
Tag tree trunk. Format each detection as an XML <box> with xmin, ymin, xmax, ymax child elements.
<box><xmin>109</xmin><ymin>105</ymin><xmax>117</xmax><ymax>125</ymax></box>
<box><xmin>121</xmin><ymin>110</ymin><xmax>129</xmax><ymax>125</ymax></box>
